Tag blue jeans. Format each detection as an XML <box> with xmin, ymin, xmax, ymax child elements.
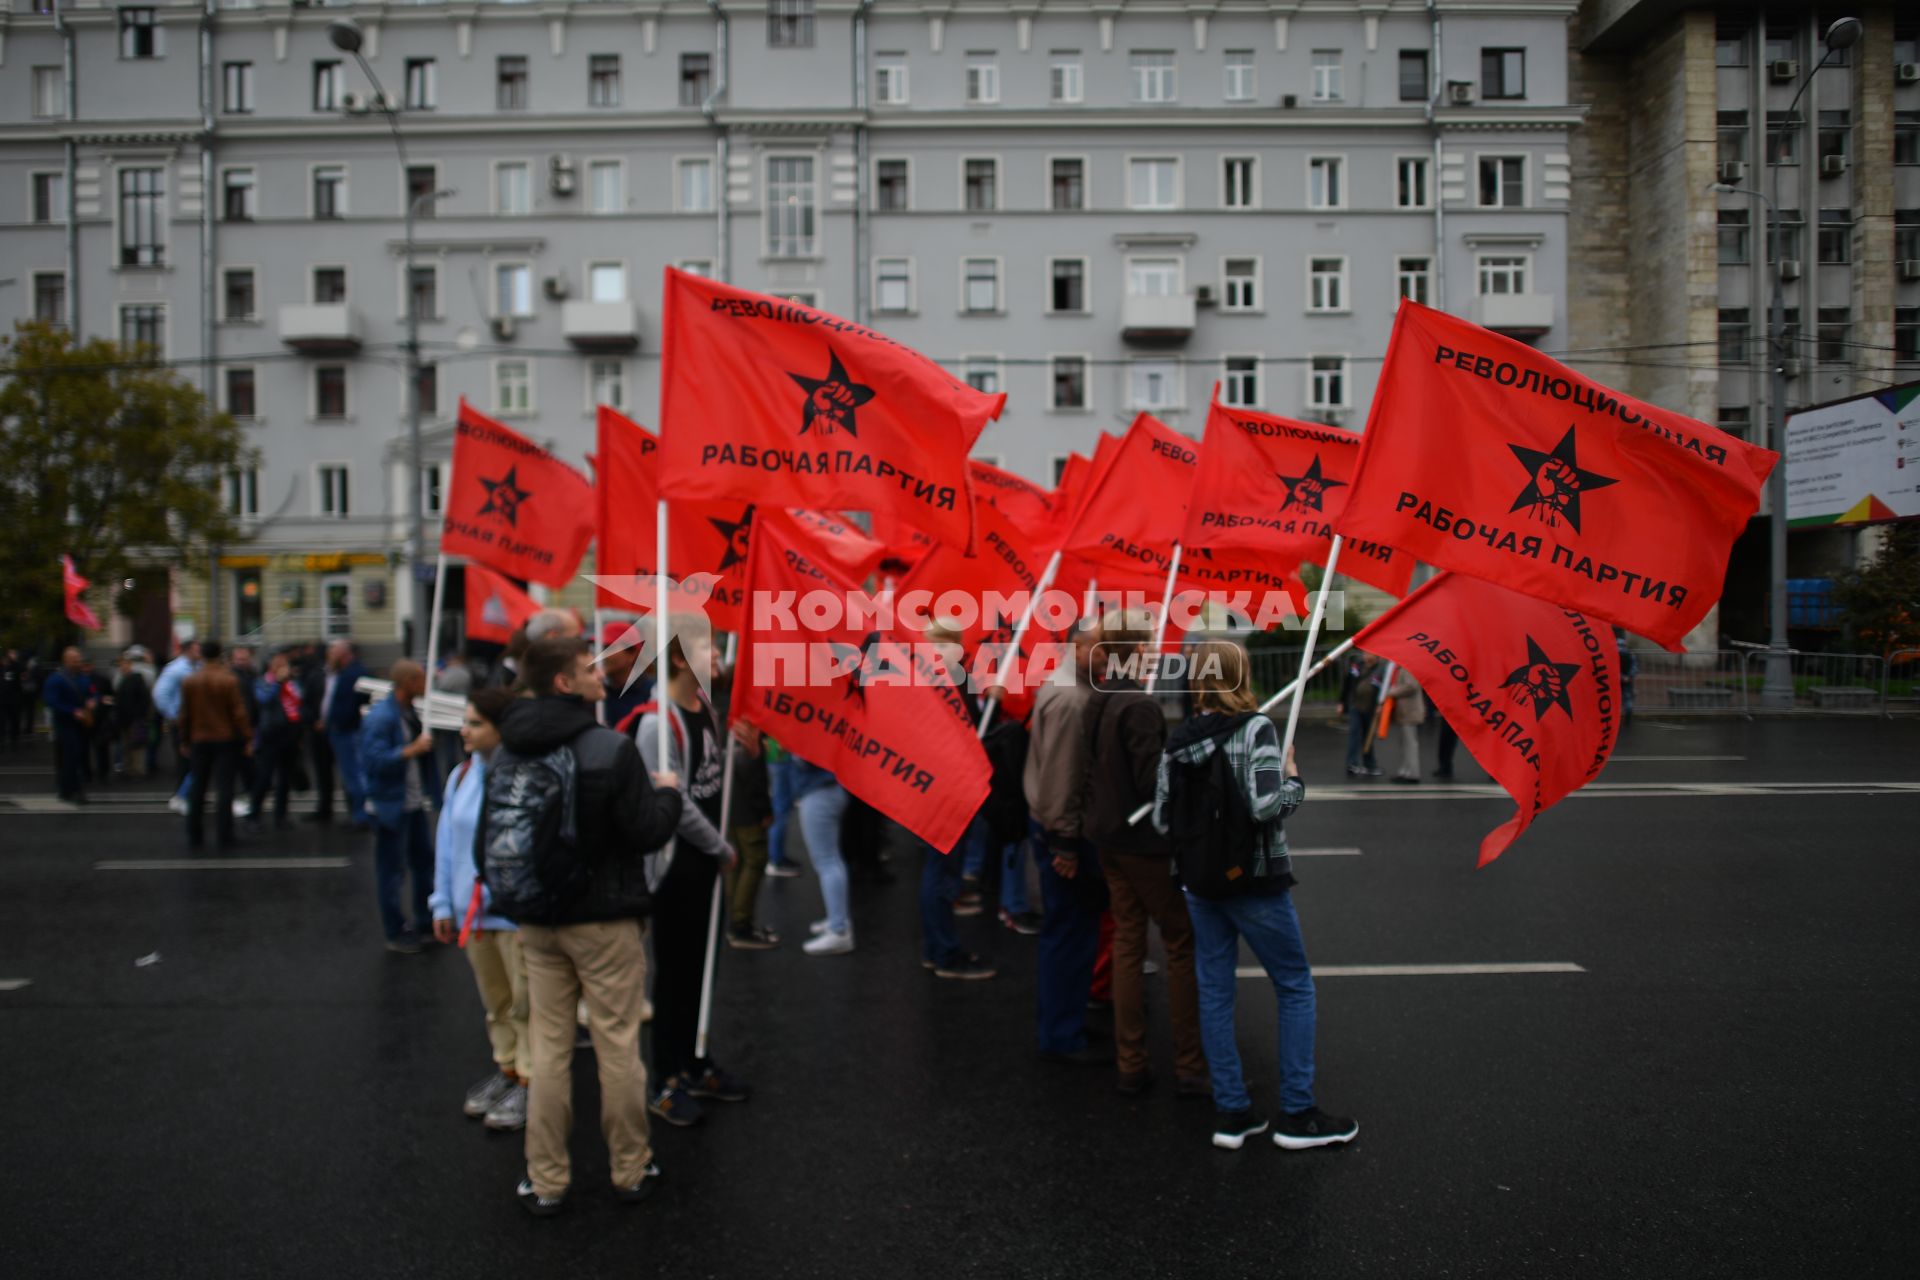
<box><xmin>795</xmin><ymin>782</ymin><xmax>849</xmax><ymax>932</ymax></box>
<box><xmin>330</xmin><ymin>728</ymin><xmax>370</xmax><ymax>824</ymax></box>
<box><xmin>1344</xmin><ymin>708</ymin><xmax>1378</xmax><ymax>771</ymax></box>
<box><xmin>1000</xmin><ymin>838</ymin><xmax>1032</xmax><ymax>914</ymax></box>
<box><xmin>1032</xmin><ymin>822</ymin><xmax>1101</xmax><ymax>1054</ymax></box>
<box><xmin>919</xmin><ymin>814</ymin><xmax>980</xmax><ymax>966</ymax></box>
<box><xmin>374</xmin><ymin>808</ymin><xmax>434</xmax><ymax>942</ymax></box>
<box><xmin>1187</xmin><ymin>890</ymin><xmax>1317</xmax><ymax>1115</ymax></box>
<box><xmin>767</xmin><ymin>758</ymin><xmax>797</xmax><ymax>866</ymax></box>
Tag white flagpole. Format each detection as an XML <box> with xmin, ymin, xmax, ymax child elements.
<box><xmin>1083</xmin><ymin>576</ymin><xmax>1098</xmax><ymax>623</ymax></box>
<box><xmin>1279</xmin><ymin>535</ymin><xmax>1344</xmax><ymax>766</ymax></box>
<box><xmin>1142</xmin><ymin>543</ymin><xmax>1182</xmax><ymax>696</ymax></box>
<box><xmin>694</xmin><ymin>630</ymin><xmax>739</xmax><ymax>1063</ymax></box>
<box><xmin>977</xmin><ymin>549</ymin><xmax>1062</xmax><ymax>738</ymax></box>
<box><xmin>423</xmin><ymin>552</ymin><xmax>448</xmax><ymax>725</ymax></box>
<box><xmin>592</xmin><ymin>606</ymin><xmax>607</xmax><ymax>725</ymax></box>
<box><xmin>654</xmin><ymin>499</ymin><xmax>671</xmax><ymax>776</ymax></box>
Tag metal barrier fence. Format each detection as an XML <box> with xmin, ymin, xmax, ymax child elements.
<box><xmin>1247</xmin><ymin>646</ymin><xmax>1349</xmax><ymax>709</ymax></box>
<box><xmin>1887</xmin><ymin>649</ymin><xmax>1920</xmax><ymax>715</ymax></box>
<box><xmin>1627</xmin><ymin>648</ymin><xmax>1751</xmax><ymax>716</ymax></box>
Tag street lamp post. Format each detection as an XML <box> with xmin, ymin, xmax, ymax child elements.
<box><xmin>328</xmin><ymin>18</ymin><xmax>451</xmax><ymax>658</ymax></box>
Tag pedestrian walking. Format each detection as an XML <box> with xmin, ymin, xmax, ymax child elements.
<box><xmin>248</xmin><ymin>652</ymin><xmax>306</xmax><ymax>829</ymax></box>
<box><xmin>360</xmin><ymin>661</ymin><xmax>439</xmax><ymax>952</ymax></box>
<box><xmin>1337</xmin><ymin>653</ymin><xmax>1384</xmax><ymax>778</ymax></box>
<box><xmin>762</xmin><ymin>734</ymin><xmax>802</xmax><ymax>877</ymax></box>
<box><xmin>154</xmin><ymin>641</ymin><xmax>201</xmax><ymax>811</ymax></box>
<box><xmin>178</xmin><ymin>641</ymin><xmax>251</xmax><ymax>850</ymax></box>
<box><xmin>1432</xmin><ymin>711</ymin><xmax>1460</xmax><ymax>780</ymax></box>
<box><xmin>910</xmin><ymin>622</ymin><xmax>997</xmax><ymax>980</ymax></box>
<box><xmin>1154</xmin><ymin>639</ymin><xmax>1357</xmax><ymax>1152</ymax></box>
<box><xmin>112</xmin><ymin>652</ymin><xmax>153</xmax><ymax>778</ymax></box>
<box><xmin>83</xmin><ymin>658</ymin><xmax>115</xmax><ymax>785</ymax></box>
<box><xmin>1385</xmin><ymin>665</ymin><xmax>1427</xmax><ymax>785</ymax></box>
<box><xmin>319</xmin><ymin>640</ymin><xmax>371</xmax><ymax>828</ymax></box>
<box><xmin>723</xmin><ymin>721</ymin><xmax>780</xmax><ymax>950</ymax></box>
<box><xmin>789</xmin><ymin>757</ymin><xmax>853</xmax><ymax>955</ymax></box>
<box><xmin>41</xmin><ymin>647</ymin><xmax>97</xmax><ymax>803</ymax></box>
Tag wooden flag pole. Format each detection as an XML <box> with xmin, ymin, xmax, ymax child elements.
<box><xmin>977</xmin><ymin>549</ymin><xmax>1062</xmax><ymax>738</ymax></box>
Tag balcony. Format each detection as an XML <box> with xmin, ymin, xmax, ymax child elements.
<box><xmin>277</xmin><ymin>304</ymin><xmax>362</xmax><ymax>354</ymax></box>
<box><xmin>1120</xmin><ymin>293</ymin><xmax>1196</xmax><ymax>345</ymax></box>
<box><xmin>1470</xmin><ymin>293</ymin><xmax>1555</xmax><ymax>338</ymax></box>
<box><xmin>562</xmin><ymin>301</ymin><xmax>641</xmax><ymax>351</ymax></box>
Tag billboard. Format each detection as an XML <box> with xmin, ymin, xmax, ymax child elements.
<box><xmin>1785</xmin><ymin>381</ymin><xmax>1920</xmax><ymax>527</ymax></box>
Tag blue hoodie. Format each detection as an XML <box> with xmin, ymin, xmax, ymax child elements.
<box><xmin>430</xmin><ymin>753</ymin><xmax>516</xmax><ymax>932</ymax></box>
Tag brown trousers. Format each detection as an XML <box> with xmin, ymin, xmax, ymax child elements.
<box><xmin>1101</xmin><ymin>852</ymin><xmax>1207</xmax><ymax>1081</ymax></box>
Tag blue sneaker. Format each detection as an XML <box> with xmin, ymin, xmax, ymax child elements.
<box><xmin>648</xmin><ymin>1078</ymin><xmax>705</xmax><ymax>1127</ymax></box>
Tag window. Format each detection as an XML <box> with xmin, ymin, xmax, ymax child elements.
<box><xmin>222</xmin><ymin>268</ymin><xmax>256</xmax><ymax>321</ymax></box>
<box><xmin>118</xmin><ymin>168</ymin><xmax>163</xmax><ymax>266</ymax></box>
<box><xmin>875</xmin><ymin>159</ymin><xmax>910</xmax><ymax>211</ymax></box>
<box><xmin>1050</xmin><ymin>52</ymin><xmax>1084</xmax><ymax>104</ymax></box>
<box><xmin>964</xmin><ymin>358</ymin><xmax>1002</xmax><ymax>396</ymax></box>
<box><xmin>1716</xmin><ymin>406</ymin><xmax>1752</xmax><ymax>438</ymax></box>
<box><xmin>227</xmin><ymin>470</ymin><xmax>259</xmax><ymax>518</ymax></box>
<box><xmin>1718</xmin><ymin>110</ymin><xmax>1749</xmax><ymax>167</ymax></box>
<box><xmin>32</xmin><ymin>172</ymin><xmax>67</xmax><ymax>224</ymax></box>
<box><xmin>1308</xmin><ymin>257</ymin><xmax>1348</xmax><ymax>312</ymax></box>
<box><xmin>1307</xmin><ymin>156</ymin><xmax>1344</xmax><ymax>209</ymax></box>
<box><xmin>966</xmin><ymin>54</ymin><xmax>1000</xmax><ymax>105</ymax></box>
<box><xmin>313</xmin><ymin>165</ymin><xmax>346</xmax><ymax>219</ymax></box>
<box><xmin>678</xmin><ymin>158</ymin><xmax>714</xmax><ymax>212</ymax></box>
<box><xmin>587</xmin><ymin>262</ymin><xmax>626</xmax><ymax>303</ymax></box>
<box><xmin>1816</xmin><ymin>307</ymin><xmax>1851</xmax><ymax>363</ymax></box>
<box><xmin>497</xmin><ymin>56</ymin><xmax>528</xmax><ymax>110</ymax></box>
<box><xmin>1764</xmin><ymin>28</ymin><xmax>1796</xmax><ymax>67</ymax></box>
<box><xmin>408</xmin><ymin>265</ymin><xmax>437</xmax><ymax>321</ymax></box>
<box><xmin>1399</xmin><ymin>50</ymin><xmax>1430</xmax><ymax>101</ymax></box>
<box><xmin>33</xmin><ymin>67</ymin><xmax>61</xmax><ymax>118</ymax></box>
<box><xmin>1051</xmin><ymin>356</ymin><xmax>1088</xmax><ymax>410</ymax></box>
<box><xmin>1128</xmin><ymin>361</ymin><xmax>1180</xmax><ymax>410</ymax></box>
<box><xmin>874</xmin><ymin>55</ymin><xmax>908</xmax><ymax>105</ymax></box>
<box><xmin>1477</xmin><ymin>254</ymin><xmax>1529</xmax><ymax>295</ymax></box>
<box><xmin>766</xmin><ymin>156</ymin><xmax>817</xmax><ymax>256</ymax></box>
<box><xmin>1050</xmin><ymin>158</ymin><xmax>1084</xmax><ymax>211</ymax></box>
<box><xmin>406</xmin><ymin>165</ymin><xmax>438</xmax><ymax>217</ymax></box>
<box><xmin>1898</xmin><ymin>210</ymin><xmax>1920</xmax><ymax>264</ymax></box>
<box><xmin>222</xmin><ymin>61</ymin><xmax>253</xmax><ymax>114</ymax></box>
<box><xmin>1715</xmin><ymin>22</ymin><xmax>1748</xmax><ymax>67</ymax></box>
<box><xmin>1396</xmin><ymin>156</ymin><xmax>1430</xmax><ymax>208</ymax></box>
<box><xmin>1396</xmin><ymin>256</ymin><xmax>1432</xmax><ymax>306</ymax></box>
<box><xmin>405</xmin><ymin>58</ymin><xmax>437</xmax><ymax>110</ymax></box>
<box><xmin>1818</xmin><ymin>110</ymin><xmax>1850</xmax><ymax>168</ymax></box>
<box><xmin>1223</xmin><ymin>157</ymin><xmax>1257</xmax><ymax>209</ymax></box>
<box><xmin>1224</xmin><ymin>50</ymin><xmax>1256</xmax><ymax>102</ymax></box>
<box><xmin>1477</xmin><ymin>155</ymin><xmax>1525</xmax><ymax>207</ymax></box>
<box><xmin>1127</xmin><ymin>257</ymin><xmax>1181</xmax><ymax>297</ymax></box>
<box><xmin>1897</xmin><ymin>112</ymin><xmax>1920</xmax><ymax>167</ymax></box>
<box><xmin>1311</xmin><ymin>50</ymin><xmax>1343</xmax><ymax>102</ymax></box>
<box><xmin>417</xmin><ymin>365</ymin><xmax>438</xmax><ymax>416</ymax></box>
<box><xmin>312</xmin><ymin>267</ymin><xmax>347</xmax><ymax>304</ymax></box>
<box><xmin>875</xmin><ymin>258</ymin><xmax>913</xmax><ymax>313</ymax></box>
<box><xmin>587</xmin><ymin>54</ymin><xmax>621</xmax><ymax>108</ymax></box>
<box><xmin>496</xmin><ymin>162</ymin><xmax>531</xmax><ymax>215</ymax></box>
<box><xmin>494</xmin><ymin>361</ymin><xmax>532</xmax><ymax>414</ymax></box>
<box><xmin>225</xmin><ymin>367</ymin><xmax>257</xmax><ymax>418</ymax></box>
<box><xmin>120</xmin><ymin>304</ymin><xmax>164</xmax><ymax>357</ymax></box>
<box><xmin>681</xmin><ymin>53</ymin><xmax>712</xmax><ymax>107</ymax></box>
<box><xmin>1766</xmin><ymin>112</ymin><xmax>1801</xmax><ymax>166</ymax></box>
<box><xmin>317</xmin><ymin>465</ymin><xmax>350</xmax><ymax>517</ymax></box>
<box><xmin>222</xmin><ymin>168</ymin><xmax>255</xmax><ymax>222</ymax></box>
<box><xmin>1718</xmin><ymin>307</ymin><xmax>1751</xmax><ymax>364</ymax></box>
<box><xmin>495</xmin><ymin>263</ymin><xmax>532</xmax><ymax>316</ymax></box>
<box><xmin>313</xmin><ymin>60</ymin><xmax>343</xmax><ymax>112</ymax></box>
<box><xmin>120</xmin><ymin>9</ymin><xmax>161</xmax><ymax>60</ymax></box>
<box><xmin>1772</xmin><ymin>209</ymin><xmax>1805</xmax><ymax>263</ymax></box>
<box><xmin>1818</xmin><ymin>209</ymin><xmax>1851</xmax><ymax>264</ymax></box>
<box><xmin>964</xmin><ymin>158</ymin><xmax>998</xmax><ymax>211</ymax></box>
<box><xmin>1222</xmin><ymin>356</ymin><xmax>1260</xmax><ymax>408</ymax></box>
<box><xmin>1717</xmin><ymin>209</ymin><xmax>1750</xmax><ymax>265</ymax></box>
<box><xmin>588</xmin><ymin>160</ymin><xmax>622</xmax><ymax>215</ymax></box>
<box><xmin>569</xmin><ymin>361</ymin><xmax>622</xmax><ymax>417</ymax></box>
<box><xmin>421</xmin><ymin>465</ymin><xmax>444</xmax><ymax>517</ymax></box>
<box><xmin>1131</xmin><ymin>52</ymin><xmax>1176</xmax><ymax>103</ymax></box>
<box><xmin>315</xmin><ymin>367</ymin><xmax>348</xmax><ymax>419</ymax></box>
<box><xmin>769</xmin><ymin>0</ymin><xmax>815</xmax><ymax>48</ymax></box>
<box><xmin>1307</xmin><ymin>356</ymin><xmax>1347</xmax><ymax>410</ymax></box>
<box><xmin>1049</xmin><ymin>258</ymin><xmax>1087</xmax><ymax>313</ymax></box>
<box><xmin>33</xmin><ymin>273</ymin><xmax>66</xmax><ymax>328</ymax></box>
<box><xmin>1481</xmin><ymin>48</ymin><xmax>1525</xmax><ymax>99</ymax></box>
<box><xmin>1897</xmin><ymin>307</ymin><xmax>1920</xmax><ymax>364</ymax></box>
<box><xmin>1129</xmin><ymin>157</ymin><xmax>1179</xmax><ymax>210</ymax></box>
<box><xmin>1222</xmin><ymin>258</ymin><xmax>1260</xmax><ymax>311</ymax></box>
<box><xmin>962</xmin><ymin>258</ymin><xmax>1000</xmax><ymax>313</ymax></box>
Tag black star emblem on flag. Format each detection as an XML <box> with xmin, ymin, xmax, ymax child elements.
<box><xmin>1508</xmin><ymin>426</ymin><xmax>1618</xmax><ymax>534</ymax></box>
<box><xmin>788</xmin><ymin>349</ymin><xmax>878</xmax><ymax>438</ymax></box>
<box><xmin>1277</xmin><ymin>454</ymin><xmax>1348</xmax><ymax>514</ymax></box>
<box><xmin>1501</xmin><ymin>636</ymin><xmax>1583</xmax><ymax>720</ymax></box>
<box><xmin>476</xmin><ymin>465</ymin><xmax>532</xmax><ymax>527</ymax></box>
<box><xmin>709</xmin><ymin>506</ymin><xmax>756</xmax><ymax>573</ymax></box>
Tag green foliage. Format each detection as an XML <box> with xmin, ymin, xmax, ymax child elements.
<box><xmin>0</xmin><ymin>322</ymin><xmax>254</xmax><ymax>649</ymax></box>
<box><xmin>1831</xmin><ymin>523</ymin><xmax>1920</xmax><ymax>659</ymax></box>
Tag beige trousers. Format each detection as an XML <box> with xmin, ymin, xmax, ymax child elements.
<box><xmin>465</xmin><ymin>928</ymin><xmax>531</xmax><ymax>1080</ymax></box>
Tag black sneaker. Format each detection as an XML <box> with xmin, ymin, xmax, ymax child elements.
<box><xmin>1212</xmin><ymin>1110</ymin><xmax>1271</xmax><ymax>1150</ymax></box>
<box><xmin>933</xmin><ymin>952</ymin><xmax>997</xmax><ymax>980</ymax></box>
<box><xmin>384</xmin><ymin>936</ymin><xmax>425</xmax><ymax>955</ymax></box>
<box><xmin>615</xmin><ymin>1162</ymin><xmax>662</xmax><ymax>1204</ymax></box>
<box><xmin>726</xmin><ymin>924</ymin><xmax>780</xmax><ymax>950</ymax></box>
<box><xmin>648</xmin><ymin>1079</ymin><xmax>706</xmax><ymax>1127</ymax></box>
<box><xmin>685</xmin><ymin>1063</ymin><xmax>749</xmax><ymax>1102</ymax></box>
<box><xmin>1364</xmin><ymin>766</ymin><xmax>1385</xmax><ymax>778</ymax></box>
<box><xmin>516</xmin><ymin>1178</ymin><xmax>566</xmax><ymax>1217</ymax></box>
<box><xmin>1274</xmin><ymin>1107</ymin><xmax>1359</xmax><ymax>1150</ymax></box>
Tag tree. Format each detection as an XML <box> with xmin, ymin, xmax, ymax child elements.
<box><xmin>1831</xmin><ymin>522</ymin><xmax>1920</xmax><ymax>659</ymax></box>
<box><xmin>0</xmin><ymin>322</ymin><xmax>254</xmax><ymax>650</ymax></box>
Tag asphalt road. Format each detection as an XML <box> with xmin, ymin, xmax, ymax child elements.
<box><xmin>1</xmin><ymin>714</ymin><xmax>1916</xmax><ymax>1279</ymax></box>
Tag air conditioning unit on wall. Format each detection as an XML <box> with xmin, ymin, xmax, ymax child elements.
<box><xmin>1819</xmin><ymin>154</ymin><xmax>1847</xmax><ymax>177</ymax></box>
<box><xmin>1717</xmin><ymin>160</ymin><xmax>1746</xmax><ymax>183</ymax></box>
<box><xmin>1779</xmin><ymin>259</ymin><xmax>1803</xmax><ymax>281</ymax></box>
<box><xmin>1770</xmin><ymin>59</ymin><xmax>1800</xmax><ymax>82</ymax></box>
<box><xmin>1447</xmin><ymin>81</ymin><xmax>1475</xmax><ymax>105</ymax></box>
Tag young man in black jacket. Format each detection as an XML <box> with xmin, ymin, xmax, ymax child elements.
<box><xmin>496</xmin><ymin>635</ymin><xmax>683</xmax><ymax>1216</ymax></box>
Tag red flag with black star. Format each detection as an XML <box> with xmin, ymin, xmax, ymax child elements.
<box><xmin>658</xmin><ymin>268</ymin><xmax>1004</xmax><ymax>552</ymax></box>
<box><xmin>443</xmin><ymin>400</ymin><xmax>596</xmax><ymax>589</ymax></box>
<box><xmin>1353</xmin><ymin>572</ymin><xmax>1622</xmax><ymax>865</ymax></box>
<box><xmin>1332</xmin><ymin>302</ymin><xmax>1778</xmax><ymax>650</ymax></box>
<box><xmin>463</xmin><ymin>562</ymin><xmax>540</xmax><ymax>645</ymax></box>
<box><xmin>1057</xmin><ymin>414</ymin><xmax>1198</xmax><ymax>583</ymax></box>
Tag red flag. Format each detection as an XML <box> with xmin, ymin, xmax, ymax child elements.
<box><xmin>732</xmin><ymin>512</ymin><xmax>990</xmax><ymax>850</ymax></box>
<box><xmin>1333</xmin><ymin>302</ymin><xmax>1778</xmax><ymax>650</ymax></box>
<box><xmin>1353</xmin><ymin>572</ymin><xmax>1621</xmax><ymax>865</ymax></box>
<box><xmin>1058</xmin><ymin>414</ymin><xmax>1198</xmax><ymax>582</ymax></box>
<box><xmin>969</xmin><ymin>460</ymin><xmax>1062</xmax><ymax>551</ymax></box>
<box><xmin>61</xmin><ymin>556</ymin><xmax>101</xmax><ymax>631</ymax></box>
<box><xmin>1183</xmin><ymin>392</ymin><xmax>1414</xmax><ymax>597</ymax></box>
<box><xmin>444</xmin><ymin>400</ymin><xmax>596</xmax><ymax>589</ymax></box>
<box><xmin>464</xmin><ymin>562</ymin><xmax>540</xmax><ymax>644</ymax></box>
<box><xmin>658</xmin><ymin>268</ymin><xmax>1003</xmax><ymax>552</ymax></box>
<box><xmin>900</xmin><ymin>493</ymin><xmax>1049</xmax><ymax>649</ymax></box>
<box><xmin>867</xmin><ymin>507</ymin><xmax>941</xmax><ymax>576</ymax></box>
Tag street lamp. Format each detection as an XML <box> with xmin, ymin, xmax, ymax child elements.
<box><xmin>328</xmin><ymin>17</ymin><xmax>448</xmax><ymax>657</ymax></box>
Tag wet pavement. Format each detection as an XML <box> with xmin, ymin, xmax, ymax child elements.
<box><xmin>2</xmin><ymin>715</ymin><xmax>1917</xmax><ymax>1279</ymax></box>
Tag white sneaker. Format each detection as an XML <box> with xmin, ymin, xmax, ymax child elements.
<box><xmin>167</xmin><ymin>796</ymin><xmax>189</xmax><ymax>815</ymax></box>
<box><xmin>232</xmin><ymin>799</ymin><xmax>252</xmax><ymax>818</ymax></box>
<box><xmin>802</xmin><ymin>927</ymin><xmax>854</xmax><ymax>956</ymax></box>
<box><xmin>808</xmin><ymin>918</ymin><xmax>832</xmax><ymax>936</ymax></box>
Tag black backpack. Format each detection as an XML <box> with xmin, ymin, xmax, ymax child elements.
<box><xmin>475</xmin><ymin>742</ymin><xmax>589</xmax><ymax>923</ymax></box>
<box><xmin>1164</xmin><ymin>715</ymin><xmax>1265</xmax><ymax>899</ymax></box>
<box><xmin>981</xmin><ymin>719</ymin><xmax>1031</xmax><ymax>848</ymax></box>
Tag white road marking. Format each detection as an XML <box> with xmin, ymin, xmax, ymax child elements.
<box><xmin>0</xmin><ymin>979</ymin><xmax>31</xmax><ymax>991</ymax></box>
<box><xmin>1237</xmin><ymin>962</ymin><xmax>1586</xmax><ymax>978</ymax></box>
<box><xmin>94</xmin><ymin>858</ymin><xmax>351</xmax><ymax>871</ymax></box>
<box><xmin>1290</xmin><ymin>847</ymin><xmax>1362</xmax><ymax>857</ymax></box>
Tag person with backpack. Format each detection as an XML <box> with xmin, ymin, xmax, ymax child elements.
<box><xmin>482</xmin><ymin>634</ymin><xmax>682</xmax><ymax>1216</ymax></box>
<box><xmin>430</xmin><ymin>687</ymin><xmax>529</xmax><ymax>1132</ymax></box>
<box><xmin>247</xmin><ymin>652</ymin><xmax>305</xmax><ymax>829</ymax></box>
<box><xmin>1155</xmin><ymin>639</ymin><xmax>1358</xmax><ymax>1153</ymax></box>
